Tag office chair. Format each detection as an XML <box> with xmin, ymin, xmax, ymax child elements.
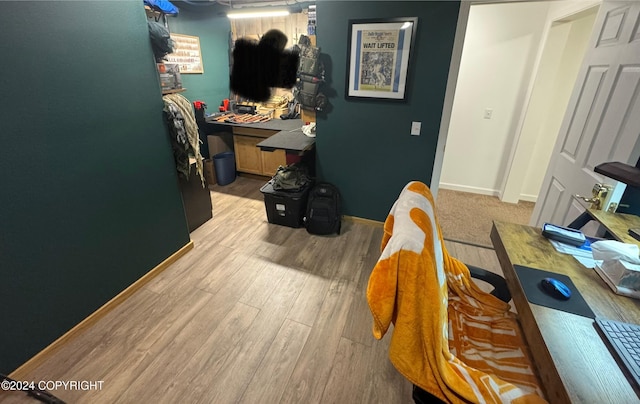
<box><xmin>465</xmin><ymin>264</ymin><xmax>511</xmax><ymax>303</ymax></box>
<box><xmin>367</xmin><ymin>181</ymin><xmax>545</xmax><ymax>404</ymax></box>
<box><xmin>412</xmin><ymin>266</ymin><xmax>511</xmax><ymax>404</ymax></box>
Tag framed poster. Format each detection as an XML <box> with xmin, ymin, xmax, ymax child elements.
<box><xmin>346</xmin><ymin>17</ymin><xmax>418</xmax><ymax>101</ymax></box>
<box><xmin>167</xmin><ymin>33</ymin><xmax>204</xmax><ymax>74</ymax></box>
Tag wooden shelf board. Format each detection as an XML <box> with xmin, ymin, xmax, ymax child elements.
<box><xmin>162</xmin><ymin>88</ymin><xmax>186</xmax><ymax>95</ymax></box>
<box><xmin>595</xmin><ymin>162</ymin><xmax>640</xmax><ymax>188</ymax></box>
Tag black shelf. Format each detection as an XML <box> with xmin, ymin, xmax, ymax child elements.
<box><xmin>595</xmin><ymin>162</ymin><xmax>640</xmax><ymax>188</ymax></box>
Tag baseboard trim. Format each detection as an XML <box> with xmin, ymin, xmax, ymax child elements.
<box><xmin>519</xmin><ymin>194</ymin><xmax>537</xmax><ymax>203</ymax></box>
<box><xmin>439</xmin><ymin>184</ymin><xmax>538</xmax><ymax>204</ymax></box>
<box><xmin>10</xmin><ymin>240</ymin><xmax>194</xmax><ymax>379</ymax></box>
<box><xmin>438</xmin><ymin>183</ymin><xmax>499</xmax><ymax>197</ymax></box>
<box><xmin>343</xmin><ymin>215</ymin><xmax>384</xmax><ymax>227</ymax></box>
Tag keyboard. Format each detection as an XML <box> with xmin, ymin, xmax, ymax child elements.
<box><xmin>595</xmin><ymin>317</ymin><xmax>640</xmax><ymax>388</ymax></box>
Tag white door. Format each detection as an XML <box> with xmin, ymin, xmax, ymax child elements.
<box><xmin>530</xmin><ymin>0</ymin><xmax>640</xmax><ymax>228</ymax></box>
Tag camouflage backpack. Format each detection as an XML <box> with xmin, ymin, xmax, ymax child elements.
<box><xmin>272</xmin><ymin>163</ymin><xmax>311</xmax><ymax>192</ymax></box>
<box><xmin>294</xmin><ymin>35</ymin><xmax>328</xmax><ymax>112</ymax></box>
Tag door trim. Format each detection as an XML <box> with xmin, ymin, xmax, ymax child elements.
<box><xmin>431</xmin><ymin>1</ymin><xmax>470</xmax><ymax>199</ymax></box>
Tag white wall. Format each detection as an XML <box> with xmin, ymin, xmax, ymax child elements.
<box><xmin>519</xmin><ymin>9</ymin><xmax>597</xmax><ymax>200</ymax></box>
<box><xmin>439</xmin><ymin>1</ymin><xmax>550</xmax><ymax>196</ymax></box>
<box><xmin>230</xmin><ymin>13</ymin><xmax>308</xmax><ymax>47</ymax></box>
<box><xmin>438</xmin><ymin>0</ymin><xmax>602</xmax><ymax>202</ymax></box>
<box><xmin>504</xmin><ymin>21</ymin><xmax>573</xmax><ymax>202</ymax></box>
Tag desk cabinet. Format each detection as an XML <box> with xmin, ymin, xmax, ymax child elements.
<box><xmin>261</xmin><ymin>148</ymin><xmax>286</xmax><ymax>175</ymax></box>
<box><xmin>234</xmin><ymin>135</ymin><xmax>263</xmax><ymax>174</ymax></box>
<box><xmin>233</xmin><ymin>127</ymin><xmax>286</xmax><ymax>177</ymax></box>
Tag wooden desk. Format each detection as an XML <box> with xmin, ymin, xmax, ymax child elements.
<box><xmin>491</xmin><ymin>221</ymin><xmax>640</xmax><ymax>403</ymax></box>
<box><xmin>587</xmin><ymin>208</ymin><xmax>640</xmax><ymax>246</ymax></box>
<box><xmin>202</xmin><ymin>118</ymin><xmax>315</xmax><ymax>176</ymax></box>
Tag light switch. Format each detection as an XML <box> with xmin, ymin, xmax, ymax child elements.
<box><xmin>411</xmin><ymin>121</ymin><xmax>421</xmax><ymax>136</ymax></box>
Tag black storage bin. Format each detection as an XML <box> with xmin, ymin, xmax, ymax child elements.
<box><xmin>260</xmin><ymin>181</ymin><xmax>309</xmax><ymax>228</ymax></box>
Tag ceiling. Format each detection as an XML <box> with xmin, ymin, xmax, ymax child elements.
<box><xmin>218</xmin><ymin>0</ymin><xmax>303</xmax><ymax>7</ymax></box>
<box><xmin>173</xmin><ymin>0</ymin><xmax>312</xmax><ymax>18</ymax></box>
<box><xmin>177</xmin><ymin>0</ymin><xmax>307</xmax><ymax>9</ymax></box>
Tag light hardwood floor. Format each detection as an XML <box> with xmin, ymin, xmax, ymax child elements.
<box><xmin>0</xmin><ymin>176</ymin><xmax>506</xmax><ymax>404</ymax></box>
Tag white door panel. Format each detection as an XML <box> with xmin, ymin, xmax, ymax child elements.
<box><xmin>603</xmin><ymin>66</ymin><xmax>640</xmax><ymax>161</ymax></box>
<box><xmin>562</xmin><ymin>66</ymin><xmax>607</xmax><ymax>159</ymax></box>
<box><xmin>561</xmin><ymin>66</ymin><xmax>607</xmax><ymax>159</ymax></box>
<box><xmin>531</xmin><ymin>1</ymin><xmax>640</xmax><ymax>227</ymax></box>
<box><xmin>597</xmin><ymin>4</ymin><xmax>630</xmax><ymax>46</ymax></box>
<box><xmin>568</xmin><ymin>199</ymin><xmax>587</xmax><ymax>225</ymax></box>
<box><xmin>538</xmin><ymin>178</ymin><xmax>565</xmax><ymax>224</ymax></box>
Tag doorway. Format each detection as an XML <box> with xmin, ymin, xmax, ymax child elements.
<box><xmin>433</xmin><ymin>0</ymin><xmax>599</xmax><ymax>247</ymax></box>
<box><xmin>500</xmin><ymin>4</ymin><xmax>599</xmax><ymax>205</ymax></box>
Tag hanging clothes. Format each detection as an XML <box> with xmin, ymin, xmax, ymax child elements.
<box><xmin>162</xmin><ymin>93</ymin><xmax>204</xmax><ymax>186</ymax></box>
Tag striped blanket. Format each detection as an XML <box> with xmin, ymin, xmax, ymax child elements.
<box><xmin>367</xmin><ymin>181</ymin><xmax>546</xmax><ymax>403</ymax></box>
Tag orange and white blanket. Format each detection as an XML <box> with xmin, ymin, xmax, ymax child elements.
<box><xmin>367</xmin><ymin>181</ymin><xmax>546</xmax><ymax>403</ymax></box>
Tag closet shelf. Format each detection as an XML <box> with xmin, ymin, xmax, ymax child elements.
<box><xmin>595</xmin><ymin>162</ymin><xmax>640</xmax><ymax>188</ymax></box>
<box><xmin>162</xmin><ymin>88</ymin><xmax>186</xmax><ymax>95</ymax></box>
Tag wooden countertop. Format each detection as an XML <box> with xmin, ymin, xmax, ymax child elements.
<box><xmin>204</xmin><ymin>115</ymin><xmax>315</xmax><ymax>155</ymax></box>
<box><xmin>204</xmin><ymin>115</ymin><xmax>303</xmax><ymax>132</ymax></box>
<box><xmin>256</xmin><ymin>128</ymin><xmax>315</xmax><ymax>154</ymax></box>
<box><xmin>587</xmin><ymin>208</ymin><xmax>640</xmax><ymax>246</ymax></box>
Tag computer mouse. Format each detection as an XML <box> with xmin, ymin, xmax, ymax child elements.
<box><xmin>540</xmin><ymin>277</ymin><xmax>571</xmax><ymax>300</ymax></box>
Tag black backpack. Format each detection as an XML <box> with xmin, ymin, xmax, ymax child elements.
<box><xmin>304</xmin><ymin>183</ymin><xmax>341</xmax><ymax>235</ymax></box>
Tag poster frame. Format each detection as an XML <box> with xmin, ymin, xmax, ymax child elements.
<box><xmin>345</xmin><ymin>17</ymin><xmax>418</xmax><ymax>101</ymax></box>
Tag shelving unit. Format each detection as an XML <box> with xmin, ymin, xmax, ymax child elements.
<box><xmin>144</xmin><ymin>5</ymin><xmax>166</xmax><ymax>24</ymax></box>
<box><xmin>595</xmin><ymin>162</ymin><xmax>640</xmax><ymax>188</ymax></box>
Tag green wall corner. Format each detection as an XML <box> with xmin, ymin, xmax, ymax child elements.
<box><xmin>0</xmin><ymin>1</ymin><xmax>190</xmax><ymax>372</ymax></box>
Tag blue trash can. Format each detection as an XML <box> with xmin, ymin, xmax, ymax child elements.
<box><xmin>213</xmin><ymin>151</ymin><xmax>236</xmax><ymax>186</ymax></box>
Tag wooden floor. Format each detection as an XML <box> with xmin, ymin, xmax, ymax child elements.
<box><xmin>0</xmin><ymin>176</ymin><xmax>506</xmax><ymax>404</ymax></box>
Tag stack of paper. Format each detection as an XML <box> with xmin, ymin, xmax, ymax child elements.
<box><xmin>548</xmin><ymin>237</ymin><xmax>603</xmax><ymax>268</ymax></box>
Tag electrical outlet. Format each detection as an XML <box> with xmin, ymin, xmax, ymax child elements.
<box><xmin>411</xmin><ymin>121</ymin><xmax>421</xmax><ymax>136</ymax></box>
<box><xmin>484</xmin><ymin>108</ymin><xmax>493</xmax><ymax>119</ymax></box>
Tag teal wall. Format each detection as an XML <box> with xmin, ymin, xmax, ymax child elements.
<box><xmin>316</xmin><ymin>1</ymin><xmax>460</xmax><ymax>221</ymax></box>
<box><xmin>0</xmin><ymin>1</ymin><xmax>190</xmax><ymax>372</ymax></box>
<box><xmin>167</xmin><ymin>3</ymin><xmax>231</xmax><ymax>108</ymax></box>
<box><xmin>0</xmin><ymin>0</ymin><xmax>461</xmax><ymax>373</ymax></box>
<box><xmin>164</xmin><ymin>1</ymin><xmax>460</xmax><ymax>221</ymax></box>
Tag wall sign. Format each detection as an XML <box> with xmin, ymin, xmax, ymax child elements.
<box><xmin>167</xmin><ymin>33</ymin><xmax>204</xmax><ymax>74</ymax></box>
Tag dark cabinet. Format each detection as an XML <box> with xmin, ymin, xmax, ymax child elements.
<box><xmin>178</xmin><ymin>160</ymin><xmax>212</xmax><ymax>232</ymax></box>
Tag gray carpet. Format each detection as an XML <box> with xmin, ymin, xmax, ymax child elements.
<box><xmin>436</xmin><ymin>189</ymin><xmax>535</xmax><ymax>248</ymax></box>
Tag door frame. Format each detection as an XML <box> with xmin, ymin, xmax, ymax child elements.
<box><xmin>431</xmin><ymin>0</ymin><xmax>601</xmax><ymax>202</ymax></box>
